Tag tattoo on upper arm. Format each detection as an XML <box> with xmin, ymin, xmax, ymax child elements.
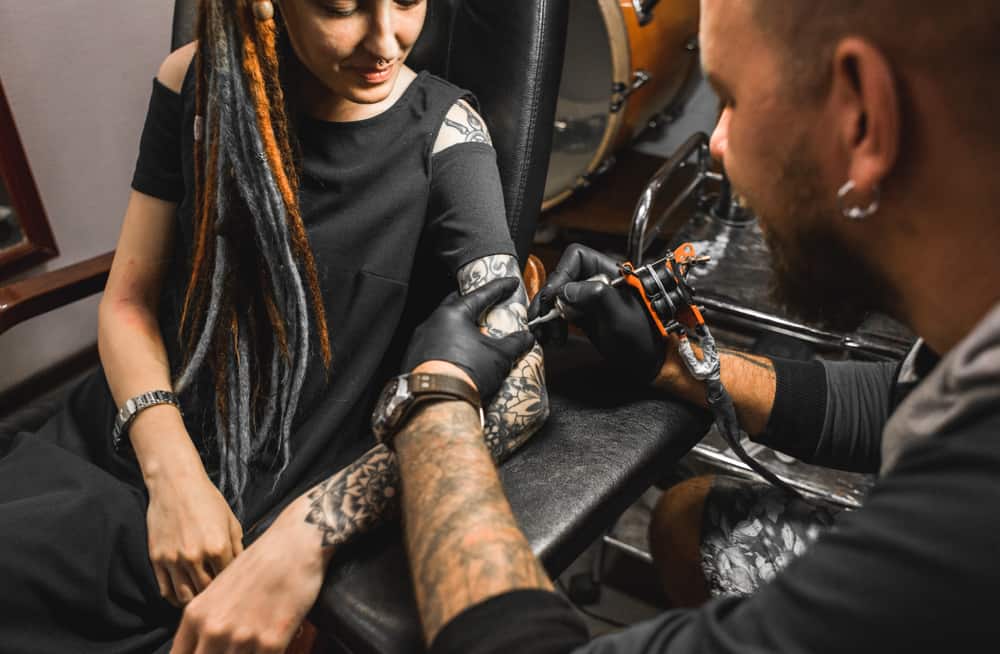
<box><xmin>442</xmin><ymin>100</ymin><xmax>492</xmax><ymax>146</ymax></box>
<box><xmin>304</xmin><ymin>445</ymin><xmax>400</xmax><ymax>548</ymax></box>
<box><xmin>457</xmin><ymin>255</ymin><xmax>549</xmax><ymax>458</ymax></box>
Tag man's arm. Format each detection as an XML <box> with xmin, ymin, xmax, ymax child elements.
<box><xmin>395</xmin><ymin>398</ymin><xmax>553</xmax><ymax>644</ymax></box>
<box><xmin>655</xmin><ymin>345</ymin><xmax>778</xmax><ymax>437</ymax></box>
<box><xmin>655</xmin><ymin>345</ymin><xmax>897</xmax><ymax>472</ymax></box>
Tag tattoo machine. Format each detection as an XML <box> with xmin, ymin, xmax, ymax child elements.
<box><xmin>532</xmin><ymin>243</ymin><xmax>803</xmax><ymax>498</ymax></box>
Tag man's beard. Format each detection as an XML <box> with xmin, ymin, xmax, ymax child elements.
<box><xmin>747</xmin><ymin>150</ymin><xmax>898</xmax><ymax>333</ymax></box>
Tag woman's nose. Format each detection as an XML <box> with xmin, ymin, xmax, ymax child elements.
<box><xmin>365</xmin><ymin>1</ymin><xmax>402</xmax><ymax>62</ymax></box>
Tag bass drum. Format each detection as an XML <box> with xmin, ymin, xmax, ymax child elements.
<box><xmin>543</xmin><ymin>0</ymin><xmax>700</xmax><ymax>211</ymax></box>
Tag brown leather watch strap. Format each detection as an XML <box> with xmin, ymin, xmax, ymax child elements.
<box><xmin>374</xmin><ymin>373</ymin><xmax>483</xmax><ymax>450</ymax></box>
<box><xmin>407</xmin><ymin>372</ymin><xmax>481</xmax><ymax>410</ymax></box>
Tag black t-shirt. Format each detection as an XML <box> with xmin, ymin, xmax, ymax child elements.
<box><xmin>129</xmin><ymin>65</ymin><xmax>515</xmax><ymax>525</ymax></box>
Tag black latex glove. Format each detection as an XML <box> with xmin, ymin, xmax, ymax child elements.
<box><xmin>403</xmin><ymin>278</ymin><xmax>536</xmax><ymax>402</ymax></box>
<box><xmin>527</xmin><ymin>244</ymin><xmax>666</xmax><ymax>383</ymax></box>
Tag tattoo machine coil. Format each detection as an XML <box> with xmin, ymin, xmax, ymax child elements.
<box><xmin>533</xmin><ymin>242</ymin><xmax>802</xmax><ymax>498</ymax></box>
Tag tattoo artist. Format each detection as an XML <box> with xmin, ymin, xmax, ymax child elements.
<box><xmin>385</xmin><ymin>0</ymin><xmax>1000</xmax><ymax>651</ymax></box>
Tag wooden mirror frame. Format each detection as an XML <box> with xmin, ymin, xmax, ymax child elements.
<box><xmin>0</xmin><ymin>77</ymin><xmax>58</xmax><ymax>280</ymax></box>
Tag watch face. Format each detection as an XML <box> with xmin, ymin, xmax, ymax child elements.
<box><xmin>372</xmin><ymin>375</ymin><xmax>410</xmax><ymax>442</ymax></box>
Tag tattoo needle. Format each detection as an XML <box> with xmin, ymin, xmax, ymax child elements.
<box><xmin>526</xmin><ymin>274</ymin><xmax>624</xmax><ymax>329</ymax></box>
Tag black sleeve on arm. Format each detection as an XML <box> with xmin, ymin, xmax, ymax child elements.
<box><xmin>757</xmin><ymin>359</ymin><xmax>896</xmax><ymax>473</ymax></box>
<box><xmin>427</xmin><ymin>143</ymin><xmax>517</xmax><ymax>274</ymax></box>
<box><xmin>569</xmin><ymin>415</ymin><xmax>1000</xmax><ymax>653</ymax></box>
<box><xmin>130</xmin><ymin>78</ymin><xmax>184</xmax><ymax>203</ymax></box>
<box><xmin>429</xmin><ymin>590</ymin><xmax>589</xmax><ymax>654</ymax></box>
<box><xmin>756</xmin><ymin>357</ymin><xmax>828</xmax><ymax>459</ymax></box>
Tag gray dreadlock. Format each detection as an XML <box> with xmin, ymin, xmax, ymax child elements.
<box><xmin>174</xmin><ymin>0</ymin><xmax>331</xmax><ymax>517</ymax></box>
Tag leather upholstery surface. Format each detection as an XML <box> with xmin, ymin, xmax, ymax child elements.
<box><xmin>170</xmin><ymin>0</ymin><xmax>567</xmax><ymax>263</ymax></box>
<box><xmin>310</xmin><ymin>336</ymin><xmax>710</xmax><ymax>653</ymax></box>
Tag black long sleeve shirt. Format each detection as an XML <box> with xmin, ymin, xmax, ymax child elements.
<box><xmin>430</xmin><ymin>349</ymin><xmax>1000</xmax><ymax>653</ymax></box>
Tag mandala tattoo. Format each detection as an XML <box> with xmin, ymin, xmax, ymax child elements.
<box><xmin>303</xmin><ymin>254</ymin><xmax>548</xmax><ymax>549</ymax></box>
<box><xmin>442</xmin><ymin>100</ymin><xmax>492</xmax><ymax>145</ymax></box>
<box><xmin>305</xmin><ymin>445</ymin><xmax>400</xmax><ymax>548</ymax></box>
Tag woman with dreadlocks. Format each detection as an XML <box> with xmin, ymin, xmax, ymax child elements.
<box><xmin>0</xmin><ymin>1</ymin><xmax>547</xmax><ymax>652</ymax></box>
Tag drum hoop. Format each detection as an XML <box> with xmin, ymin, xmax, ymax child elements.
<box><xmin>542</xmin><ymin>0</ymin><xmax>631</xmax><ymax>211</ymax></box>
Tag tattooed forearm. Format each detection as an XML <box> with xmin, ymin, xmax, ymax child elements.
<box><xmin>395</xmin><ymin>400</ymin><xmax>552</xmax><ymax>644</ymax></box>
<box><xmin>304</xmin><ymin>444</ymin><xmax>400</xmax><ymax>549</ymax></box>
<box><xmin>442</xmin><ymin>99</ymin><xmax>492</xmax><ymax>145</ymax></box>
<box><xmin>457</xmin><ymin>255</ymin><xmax>550</xmax><ymax>458</ymax></box>
<box><xmin>720</xmin><ymin>348</ymin><xmax>776</xmax><ymax>373</ymax></box>
<box><xmin>718</xmin><ymin>348</ymin><xmax>777</xmax><ymax>436</ymax></box>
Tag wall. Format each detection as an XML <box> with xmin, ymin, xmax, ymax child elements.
<box><xmin>0</xmin><ymin>1</ymin><xmax>175</xmax><ymax>395</ymax></box>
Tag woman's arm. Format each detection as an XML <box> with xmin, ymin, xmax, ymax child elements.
<box><xmin>99</xmin><ymin>42</ymin><xmax>242</xmax><ymax>609</ymax></box>
<box><xmin>432</xmin><ymin>99</ymin><xmax>550</xmax><ymax>459</ymax></box>
<box><xmin>172</xmin><ymin>284</ymin><xmax>534</xmax><ymax>652</ymax></box>
<box><xmin>456</xmin><ymin>254</ymin><xmax>548</xmax><ymax>459</ymax></box>
<box><xmin>101</xmin><ymin>190</ymin><xmax>244</xmax><ymax>608</ymax></box>
<box><xmin>99</xmin><ymin>190</ymin><xmax>194</xmax><ymax>484</ymax></box>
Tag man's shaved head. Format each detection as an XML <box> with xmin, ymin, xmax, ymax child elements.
<box><xmin>750</xmin><ymin>0</ymin><xmax>1000</xmax><ymax>145</ymax></box>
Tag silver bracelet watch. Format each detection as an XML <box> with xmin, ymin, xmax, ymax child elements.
<box><xmin>112</xmin><ymin>390</ymin><xmax>181</xmax><ymax>450</ymax></box>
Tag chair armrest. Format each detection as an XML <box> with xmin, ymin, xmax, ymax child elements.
<box><xmin>0</xmin><ymin>251</ymin><xmax>113</xmax><ymax>335</ymax></box>
<box><xmin>523</xmin><ymin>253</ymin><xmax>546</xmax><ymax>302</ymax></box>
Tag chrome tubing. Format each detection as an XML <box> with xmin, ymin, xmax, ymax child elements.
<box><xmin>627</xmin><ymin>131</ymin><xmax>719</xmax><ymax>263</ymax></box>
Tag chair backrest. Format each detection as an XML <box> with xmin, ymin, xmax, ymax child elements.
<box><xmin>170</xmin><ymin>0</ymin><xmax>569</xmax><ymax>264</ymax></box>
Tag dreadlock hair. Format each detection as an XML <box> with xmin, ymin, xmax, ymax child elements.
<box><xmin>174</xmin><ymin>0</ymin><xmax>331</xmax><ymax>517</ymax></box>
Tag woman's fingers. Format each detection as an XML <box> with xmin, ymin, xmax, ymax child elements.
<box><xmin>154</xmin><ymin>562</ymin><xmax>179</xmax><ymax>607</ymax></box>
<box><xmin>167</xmin><ymin>564</ymin><xmax>197</xmax><ymax>606</ymax></box>
<box><xmin>186</xmin><ymin>558</ymin><xmax>215</xmax><ymax>594</ymax></box>
<box><xmin>229</xmin><ymin>515</ymin><xmax>245</xmax><ymax>559</ymax></box>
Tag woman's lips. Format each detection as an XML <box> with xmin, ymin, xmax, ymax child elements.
<box><xmin>355</xmin><ymin>65</ymin><xmax>393</xmax><ymax>84</ymax></box>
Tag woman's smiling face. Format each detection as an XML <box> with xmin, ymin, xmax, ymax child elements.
<box><xmin>279</xmin><ymin>0</ymin><xmax>427</xmax><ymax>114</ymax></box>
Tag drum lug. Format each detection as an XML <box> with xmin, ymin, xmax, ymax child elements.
<box><xmin>611</xmin><ymin>70</ymin><xmax>651</xmax><ymax>113</ymax></box>
<box><xmin>631</xmin><ymin>0</ymin><xmax>660</xmax><ymax>27</ymax></box>
<box><xmin>576</xmin><ymin>155</ymin><xmax>618</xmax><ymax>190</ymax></box>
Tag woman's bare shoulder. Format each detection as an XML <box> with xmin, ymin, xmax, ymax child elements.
<box><xmin>156</xmin><ymin>41</ymin><xmax>198</xmax><ymax>94</ymax></box>
<box><xmin>432</xmin><ymin>99</ymin><xmax>492</xmax><ymax>155</ymax></box>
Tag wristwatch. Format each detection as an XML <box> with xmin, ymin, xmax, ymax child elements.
<box><xmin>372</xmin><ymin>372</ymin><xmax>482</xmax><ymax>449</ymax></box>
<box><xmin>112</xmin><ymin>390</ymin><xmax>181</xmax><ymax>450</ymax></box>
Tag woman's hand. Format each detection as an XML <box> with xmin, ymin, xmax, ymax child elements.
<box><xmin>171</xmin><ymin>497</ymin><xmax>327</xmax><ymax>654</ymax></box>
<box><xmin>145</xmin><ymin>465</ymin><xmax>244</xmax><ymax>607</ymax></box>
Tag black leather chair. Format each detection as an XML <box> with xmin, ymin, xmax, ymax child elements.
<box><xmin>1</xmin><ymin>2</ymin><xmax>711</xmax><ymax>652</ymax></box>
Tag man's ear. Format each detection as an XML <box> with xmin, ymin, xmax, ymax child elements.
<box><xmin>829</xmin><ymin>37</ymin><xmax>901</xmax><ymax>193</ymax></box>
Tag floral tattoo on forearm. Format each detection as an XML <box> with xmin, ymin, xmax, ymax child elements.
<box><xmin>457</xmin><ymin>254</ymin><xmax>550</xmax><ymax>459</ymax></box>
<box><xmin>305</xmin><ymin>444</ymin><xmax>400</xmax><ymax>548</ymax></box>
<box><xmin>303</xmin><ymin>254</ymin><xmax>549</xmax><ymax>547</ymax></box>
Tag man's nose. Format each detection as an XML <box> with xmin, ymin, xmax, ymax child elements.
<box><xmin>709</xmin><ymin>108</ymin><xmax>730</xmax><ymax>163</ymax></box>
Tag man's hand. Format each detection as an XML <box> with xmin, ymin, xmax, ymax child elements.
<box><xmin>528</xmin><ymin>244</ymin><xmax>667</xmax><ymax>383</ymax></box>
<box><xmin>403</xmin><ymin>277</ymin><xmax>535</xmax><ymax>401</ymax></box>
<box><xmin>170</xmin><ymin>499</ymin><xmax>326</xmax><ymax>654</ymax></box>
<box><xmin>145</xmin><ymin>456</ymin><xmax>244</xmax><ymax>607</ymax></box>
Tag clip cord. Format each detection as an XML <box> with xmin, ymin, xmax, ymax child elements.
<box><xmin>678</xmin><ymin>326</ymin><xmax>805</xmax><ymax>500</ymax></box>
<box><xmin>623</xmin><ymin>243</ymin><xmax>807</xmax><ymax>499</ymax></box>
